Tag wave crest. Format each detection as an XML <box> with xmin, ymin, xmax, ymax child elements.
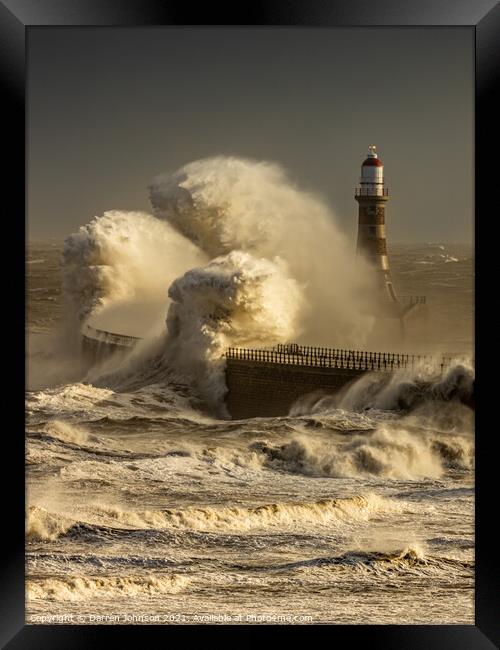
<box><xmin>251</xmin><ymin>426</ymin><xmax>473</xmax><ymax>479</ymax></box>
<box><xmin>27</xmin><ymin>574</ymin><xmax>188</xmax><ymax>601</ymax></box>
<box><xmin>27</xmin><ymin>494</ymin><xmax>397</xmax><ymax>539</ymax></box>
<box><xmin>27</xmin><ymin>506</ymin><xmax>75</xmax><ymax>542</ymax></box>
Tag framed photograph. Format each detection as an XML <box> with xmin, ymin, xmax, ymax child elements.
<box><xmin>3</xmin><ymin>0</ymin><xmax>498</xmax><ymax>646</ymax></box>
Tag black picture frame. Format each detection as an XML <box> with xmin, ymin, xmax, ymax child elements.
<box><xmin>5</xmin><ymin>0</ymin><xmax>499</xmax><ymax>646</ymax></box>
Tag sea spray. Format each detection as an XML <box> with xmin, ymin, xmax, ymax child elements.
<box><xmin>150</xmin><ymin>156</ymin><xmax>377</xmax><ymax>346</ymax></box>
<box><xmin>27</xmin><ymin>506</ymin><xmax>75</xmax><ymax>542</ymax></box>
<box><xmin>60</xmin><ymin>157</ymin><xmax>381</xmax><ymax>406</ymax></box>
<box><xmin>27</xmin><ymin>328</ymin><xmax>88</xmax><ymax>391</ymax></box>
<box><xmin>166</xmin><ymin>250</ymin><xmax>305</xmax><ymax>408</ymax></box>
<box><xmin>43</xmin><ymin>420</ymin><xmax>93</xmax><ymax>446</ymax></box>
<box><xmin>62</xmin><ymin>210</ymin><xmax>205</xmax><ymax>330</ymax></box>
<box><xmin>250</xmin><ymin>428</ymin><xmax>445</xmax><ymax>480</ymax></box>
<box><xmin>336</xmin><ymin>358</ymin><xmax>475</xmax><ymax>412</ymax></box>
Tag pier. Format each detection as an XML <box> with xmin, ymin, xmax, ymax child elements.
<box><xmin>224</xmin><ymin>344</ymin><xmax>453</xmax><ymax>419</ymax></box>
<box><xmin>80</xmin><ymin>325</ymin><xmax>470</xmax><ymax>419</ymax></box>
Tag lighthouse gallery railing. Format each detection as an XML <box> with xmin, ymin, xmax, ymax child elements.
<box><xmin>355</xmin><ymin>187</ymin><xmax>389</xmax><ymax>197</ymax></box>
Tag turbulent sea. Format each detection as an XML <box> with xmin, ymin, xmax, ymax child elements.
<box><xmin>26</xmin><ymin>240</ymin><xmax>474</xmax><ymax>625</ymax></box>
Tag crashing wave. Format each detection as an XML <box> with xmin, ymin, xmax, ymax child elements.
<box><xmin>27</xmin><ymin>574</ymin><xmax>189</xmax><ymax>601</ymax></box>
<box><xmin>27</xmin><ymin>494</ymin><xmax>397</xmax><ymax>539</ymax></box>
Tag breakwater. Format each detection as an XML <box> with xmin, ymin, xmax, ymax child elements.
<box><xmin>224</xmin><ymin>345</ymin><xmax>452</xmax><ymax>419</ymax></box>
<box><xmin>80</xmin><ymin>327</ymin><xmax>469</xmax><ymax>419</ymax></box>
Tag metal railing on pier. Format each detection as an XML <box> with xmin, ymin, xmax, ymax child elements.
<box><xmin>82</xmin><ymin>323</ymin><xmax>141</xmax><ymax>348</ymax></box>
<box><xmin>225</xmin><ymin>344</ymin><xmax>452</xmax><ymax>374</ymax></box>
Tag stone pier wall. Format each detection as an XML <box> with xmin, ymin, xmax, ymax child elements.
<box><xmin>225</xmin><ymin>358</ymin><xmax>365</xmax><ymax>419</ymax></box>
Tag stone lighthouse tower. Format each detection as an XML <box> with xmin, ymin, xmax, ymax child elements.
<box><xmin>355</xmin><ymin>146</ymin><xmax>398</xmax><ymax>304</ymax></box>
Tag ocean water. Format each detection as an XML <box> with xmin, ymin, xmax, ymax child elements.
<box><xmin>26</xmin><ymin>241</ymin><xmax>474</xmax><ymax>625</ymax></box>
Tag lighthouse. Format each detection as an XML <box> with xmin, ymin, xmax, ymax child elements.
<box><xmin>355</xmin><ymin>146</ymin><xmax>398</xmax><ymax>304</ymax></box>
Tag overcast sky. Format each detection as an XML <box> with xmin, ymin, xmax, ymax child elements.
<box><xmin>28</xmin><ymin>27</ymin><xmax>473</xmax><ymax>243</ymax></box>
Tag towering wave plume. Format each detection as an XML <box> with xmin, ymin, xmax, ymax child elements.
<box><xmin>62</xmin><ymin>210</ymin><xmax>205</xmax><ymax>335</ymax></box>
<box><xmin>150</xmin><ymin>156</ymin><xmax>377</xmax><ymax>346</ymax></box>
<box><xmin>59</xmin><ymin>156</ymin><xmax>378</xmax><ymax>405</ymax></box>
<box><xmin>166</xmin><ymin>250</ymin><xmax>305</xmax><ymax>405</ymax></box>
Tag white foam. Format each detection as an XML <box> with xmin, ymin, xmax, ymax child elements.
<box><xmin>27</xmin><ymin>574</ymin><xmax>189</xmax><ymax>601</ymax></box>
<box><xmin>150</xmin><ymin>156</ymin><xmax>377</xmax><ymax>347</ymax></box>
<box><xmin>253</xmin><ymin>428</ymin><xmax>446</xmax><ymax>480</ymax></box>
<box><xmin>27</xmin><ymin>506</ymin><xmax>75</xmax><ymax>541</ymax></box>
<box><xmin>166</xmin><ymin>250</ymin><xmax>305</xmax><ymax>407</ymax></box>
<box><xmin>62</xmin><ymin>210</ymin><xmax>205</xmax><ymax>329</ymax></box>
<box><xmin>27</xmin><ymin>493</ymin><xmax>398</xmax><ymax>537</ymax></box>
